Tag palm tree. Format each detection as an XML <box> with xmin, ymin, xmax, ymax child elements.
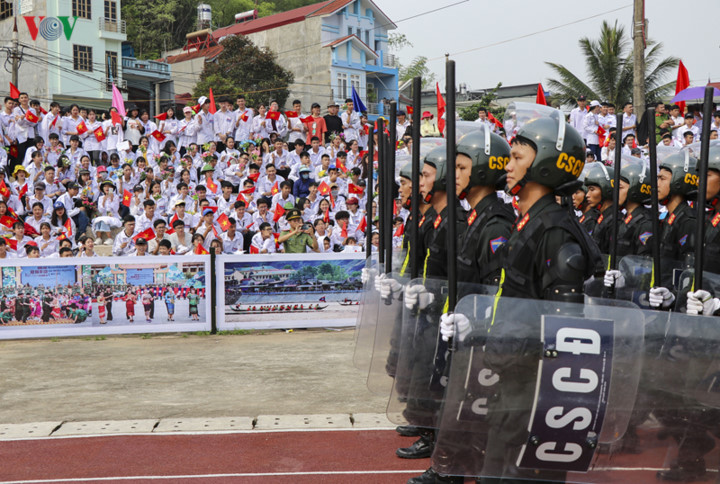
<box><xmin>546</xmin><ymin>21</ymin><xmax>678</xmax><ymax>108</ymax></box>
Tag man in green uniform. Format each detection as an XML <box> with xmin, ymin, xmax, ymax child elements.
<box><xmin>278</xmin><ymin>209</ymin><xmax>318</xmax><ymax>253</ymax></box>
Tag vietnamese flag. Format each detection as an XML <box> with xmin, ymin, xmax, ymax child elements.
<box><xmin>111</xmin><ymin>111</ymin><xmax>124</xmax><ymax>126</ymax></box>
<box><xmin>239</xmin><ymin>111</ymin><xmax>249</xmax><ymax>122</ymax></box>
<box><xmin>0</xmin><ymin>215</ymin><xmax>16</xmax><ymax>229</ymax></box>
<box><xmin>236</xmin><ymin>192</ymin><xmax>246</xmax><ymax>203</ymax></box>
<box><xmin>133</xmin><ymin>227</ymin><xmax>155</xmax><ymax>242</ymax></box>
<box><xmin>675</xmin><ymin>60</ymin><xmax>690</xmax><ymax>115</ymax></box>
<box><xmin>208</xmin><ymin>88</ymin><xmax>217</xmax><ymax>114</ymax></box>
<box><xmin>9</xmin><ymin>82</ymin><xmax>19</xmax><ymax>99</ymax></box>
<box><xmin>248</xmin><ymin>172</ymin><xmax>260</xmax><ymax>182</ymax></box>
<box><xmin>357</xmin><ymin>217</ymin><xmax>367</xmax><ymax>234</ymax></box>
<box><xmin>406</xmin><ymin>106</ymin><xmax>414</xmax><ymax>115</ymax></box>
<box><xmin>285</xmin><ymin>111</ymin><xmax>299</xmax><ymax>118</ymax></box>
<box><xmin>317</xmin><ymin>181</ymin><xmax>331</xmax><ymax>197</ymax></box>
<box><xmin>122</xmin><ymin>189</ymin><xmax>132</xmax><ymax>207</ymax></box>
<box><xmin>18</xmin><ymin>183</ymin><xmax>28</xmax><ymax>198</ymax></box>
<box><xmin>25</xmin><ymin>110</ymin><xmax>39</xmax><ymax>123</ymax></box>
<box><xmin>536</xmin><ymin>83</ymin><xmax>547</xmax><ymax>106</ymax></box>
<box><xmin>394</xmin><ymin>224</ymin><xmax>404</xmax><ymax>237</ymax></box>
<box><xmin>217</xmin><ymin>213</ymin><xmax>231</xmax><ymax>232</ymax></box>
<box><xmin>195</xmin><ymin>243</ymin><xmax>209</xmax><ymax>255</ymax></box>
<box><xmin>436</xmin><ymin>82</ymin><xmax>446</xmax><ymax>135</ymax></box>
<box><xmin>0</xmin><ymin>179</ymin><xmax>10</xmax><ymax>198</ymax></box>
<box><xmin>64</xmin><ymin>218</ymin><xmax>73</xmax><ymax>237</ymax></box>
<box><xmin>5</xmin><ymin>237</ymin><xmax>17</xmax><ymax>251</ymax></box>
<box><xmin>94</xmin><ymin>126</ymin><xmax>106</xmax><ymax>142</ymax></box>
<box><xmin>240</xmin><ymin>186</ymin><xmax>255</xmax><ymax>195</ymax></box>
<box><xmin>206</xmin><ymin>177</ymin><xmax>218</xmax><ymax>194</ymax></box>
<box><xmin>300</xmin><ymin>116</ymin><xmax>314</xmax><ymax>124</ymax></box>
<box><xmin>154</xmin><ymin>112</ymin><xmax>168</xmax><ymax>121</ymax></box>
<box><xmin>488</xmin><ymin>112</ymin><xmax>504</xmax><ymax>130</ymax></box>
<box><xmin>50</xmin><ymin>115</ymin><xmax>59</xmax><ymax>128</ymax></box>
<box><xmin>363</xmin><ymin>125</ymin><xmax>370</xmax><ymax>136</ymax></box>
<box><xmin>190</xmin><ymin>104</ymin><xmax>201</xmax><ymax>114</ymax></box>
<box><xmin>266</xmin><ymin>111</ymin><xmax>281</xmax><ymax>121</ymax></box>
<box><xmin>323</xmin><ymin>208</ymin><xmax>330</xmax><ymax>224</ymax></box>
<box><xmin>348</xmin><ymin>183</ymin><xmax>363</xmax><ymax>195</ymax></box>
<box><xmin>273</xmin><ymin>204</ymin><xmax>285</xmax><ymax>222</ymax></box>
<box><xmin>341</xmin><ymin>222</ymin><xmax>348</xmax><ymax>239</ymax></box>
<box><xmin>23</xmin><ymin>223</ymin><xmax>38</xmax><ymax>237</ymax></box>
<box><xmin>169</xmin><ymin>213</ymin><xmax>179</xmax><ymax>227</ymax></box>
<box><xmin>271</xmin><ymin>181</ymin><xmax>279</xmax><ymax>195</ymax></box>
<box><xmin>76</xmin><ymin>120</ymin><xmax>88</xmax><ymax>135</ymax></box>
<box><xmin>150</xmin><ymin>130</ymin><xmax>166</xmax><ymax>143</ymax></box>
<box><xmin>8</xmin><ymin>144</ymin><xmax>18</xmax><ymax>159</ymax></box>
<box><xmin>598</xmin><ymin>125</ymin><xmax>607</xmax><ymax>148</ymax></box>
<box><xmin>249</xmin><ymin>245</ymin><xmax>259</xmax><ymax>254</ymax></box>
<box><xmin>335</xmin><ymin>158</ymin><xmax>348</xmax><ymax>174</ymax></box>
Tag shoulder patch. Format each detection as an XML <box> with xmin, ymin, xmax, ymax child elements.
<box><xmin>467</xmin><ymin>209</ymin><xmax>477</xmax><ymax>226</ymax></box>
<box><xmin>490</xmin><ymin>236</ymin><xmax>507</xmax><ymax>254</ymax></box>
<box><xmin>712</xmin><ymin>212</ymin><xmax>720</xmax><ymax>227</ymax></box>
<box><xmin>639</xmin><ymin>232</ymin><xmax>652</xmax><ymax>246</ymax></box>
<box><xmin>679</xmin><ymin>234</ymin><xmax>688</xmax><ymax>246</ymax></box>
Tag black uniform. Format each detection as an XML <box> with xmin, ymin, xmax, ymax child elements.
<box><xmin>578</xmin><ymin>206</ymin><xmax>600</xmax><ymax>235</ymax></box>
<box><xmin>617</xmin><ymin>205</ymin><xmax>654</xmax><ymax>258</ymax></box>
<box><xmin>481</xmin><ymin>194</ymin><xmax>602</xmax><ymax>483</ymax></box>
<box><xmin>703</xmin><ymin>204</ymin><xmax>720</xmax><ymax>275</ymax></box>
<box><xmin>590</xmin><ymin>204</ymin><xmax>615</xmax><ymax>254</ymax></box>
<box><xmin>658</xmin><ymin>202</ymin><xmax>695</xmax><ymax>288</ymax></box>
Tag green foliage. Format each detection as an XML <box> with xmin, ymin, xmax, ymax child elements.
<box><xmin>388</xmin><ymin>33</ymin><xmax>413</xmax><ymax>51</ymax></box>
<box><xmin>546</xmin><ymin>20</ymin><xmax>678</xmax><ymax>107</ymax></box>
<box><xmin>316</xmin><ymin>262</ymin><xmax>348</xmax><ymax>281</ymax></box>
<box><xmin>193</xmin><ymin>35</ymin><xmax>294</xmax><ymax>108</ymax></box>
<box><xmin>458</xmin><ymin>83</ymin><xmax>504</xmax><ymax>121</ymax></box>
<box><xmin>399</xmin><ymin>56</ymin><xmax>436</xmax><ymax>90</ymax></box>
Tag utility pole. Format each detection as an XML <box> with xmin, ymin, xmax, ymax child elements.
<box><xmin>632</xmin><ymin>0</ymin><xmax>645</xmax><ymax>116</ymax></box>
<box><xmin>11</xmin><ymin>12</ymin><xmax>19</xmax><ymax>86</ymax></box>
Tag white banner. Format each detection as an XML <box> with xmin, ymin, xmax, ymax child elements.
<box><xmin>217</xmin><ymin>253</ymin><xmax>365</xmax><ymax>330</ymax></box>
<box><xmin>0</xmin><ymin>256</ymin><xmax>211</xmax><ymax>340</ymax></box>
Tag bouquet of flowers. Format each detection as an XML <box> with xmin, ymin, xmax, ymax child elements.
<box><xmin>201</xmin><ymin>151</ymin><xmax>215</xmax><ymax>164</ymax></box>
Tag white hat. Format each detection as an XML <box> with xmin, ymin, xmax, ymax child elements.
<box><xmin>198</xmin><ymin>96</ymin><xmax>208</xmax><ymax>105</ymax></box>
<box><xmin>589</xmin><ymin>100</ymin><xmax>601</xmax><ymax>108</ymax></box>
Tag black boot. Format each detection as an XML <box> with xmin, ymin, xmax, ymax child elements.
<box><xmin>396</xmin><ymin>425</ymin><xmax>422</xmax><ymax>437</ymax></box>
<box><xmin>396</xmin><ymin>433</ymin><xmax>434</xmax><ymax>459</ymax></box>
<box><xmin>407</xmin><ymin>467</ymin><xmax>464</xmax><ymax>484</ymax></box>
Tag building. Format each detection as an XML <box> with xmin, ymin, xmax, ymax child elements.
<box><xmin>165</xmin><ymin>0</ymin><xmax>399</xmax><ymax>118</ymax></box>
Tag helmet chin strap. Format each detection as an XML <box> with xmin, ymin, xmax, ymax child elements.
<box><xmin>506</xmin><ymin>175</ymin><xmax>527</xmax><ymax>196</ymax></box>
<box><xmin>423</xmin><ymin>189</ymin><xmax>434</xmax><ymax>203</ymax></box>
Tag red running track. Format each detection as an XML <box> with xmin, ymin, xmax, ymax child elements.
<box><xmin>0</xmin><ymin>427</ymin><xmax>718</xmax><ymax>483</ymax></box>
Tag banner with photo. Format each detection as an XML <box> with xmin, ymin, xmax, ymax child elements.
<box><xmin>0</xmin><ymin>256</ymin><xmax>211</xmax><ymax>340</ymax></box>
<box><xmin>217</xmin><ymin>253</ymin><xmax>365</xmax><ymax>330</ymax></box>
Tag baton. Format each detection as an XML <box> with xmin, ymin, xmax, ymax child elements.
<box><xmin>646</xmin><ymin>107</ymin><xmax>662</xmax><ymax>287</ymax></box>
<box><xmin>410</xmin><ymin>76</ymin><xmax>422</xmax><ymax>280</ymax></box>
<box><xmin>695</xmin><ymin>86</ymin><xmax>714</xmax><ymax>291</ymax></box>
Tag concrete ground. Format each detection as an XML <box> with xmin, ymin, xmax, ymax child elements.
<box><xmin>0</xmin><ymin>329</ymin><xmax>388</xmax><ymax>425</ymax></box>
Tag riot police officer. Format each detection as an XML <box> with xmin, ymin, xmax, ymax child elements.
<box><xmin>583</xmin><ymin>162</ymin><xmax>616</xmax><ymax>253</ymax></box>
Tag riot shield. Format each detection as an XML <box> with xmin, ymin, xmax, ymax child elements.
<box><xmin>431</xmin><ymin>294</ymin><xmax>645</xmax><ymax>481</ymax></box>
<box><xmin>613</xmin><ymin>255</ymin><xmax>653</xmax><ymax>308</ymax></box>
<box><xmin>386</xmin><ymin>278</ymin><xmax>496</xmax><ymax>428</ymax></box>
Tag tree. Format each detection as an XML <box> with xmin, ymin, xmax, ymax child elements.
<box><xmin>123</xmin><ymin>0</ymin><xmax>179</xmax><ymax>59</ymax></box>
<box><xmin>193</xmin><ymin>35</ymin><xmax>294</xmax><ymax>108</ymax></box>
<box><xmin>399</xmin><ymin>56</ymin><xmax>436</xmax><ymax>90</ymax></box>
<box><xmin>546</xmin><ymin>20</ymin><xmax>678</xmax><ymax>108</ymax></box>
<box><xmin>458</xmin><ymin>83</ymin><xmax>504</xmax><ymax>121</ymax></box>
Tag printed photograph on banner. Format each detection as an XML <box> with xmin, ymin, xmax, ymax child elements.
<box><xmin>218</xmin><ymin>253</ymin><xmax>365</xmax><ymax>330</ymax></box>
<box><xmin>0</xmin><ymin>256</ymin><xmax>211</xmax><ymax>340</ymax></box>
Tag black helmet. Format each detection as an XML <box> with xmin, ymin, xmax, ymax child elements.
<box><xmin>620</xmin><ymin>161</ymin><xmax>651</xmax><ymax>205</ymax></box>
<box><xmin>456</xmin><ymin>127</ymin><xmax>510</xmax><ymax>197</ymax></box>
<box><xmin>508</xmin><ymin>113</ymin><xmax>585</xmax><ymax>195</ymax></box>
<box><xmin>423</xmin><ymin>146</ymin><xmax>447</xmax><ymax>202</ymax></box>
<box><xmin>584</xmin><ymin>163</ymin><xmax>614</xmax><ymax>201</ymax></box>
<box><xmin>660</xmin><ymin>151</ymin><xmax>698</xmax><ymax>199</ymax></box>
<box><xmin>399</xmin><ymin>161</ymin><xmax>412</xmax><ymax>181</ymax></box>
<box><xmin>708</xmin><ymin>144</ymin><xmax>720</xmax><ymax>174</ymax></box>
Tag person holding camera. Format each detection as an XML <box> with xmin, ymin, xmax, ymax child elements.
<box><xmin>277</xmin><ymin>209</ymin><xmax>318</xmax><ymax>253</ymax></box>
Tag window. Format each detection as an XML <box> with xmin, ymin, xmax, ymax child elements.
<box><xmin>364</xmin><ymin>30</ymin><xmax>370</xmax><ymax>46</ymax></box>
<box><xmin>0</xmin><ymin>1</ymin><xmax>12</xmax><ymax>20</ymax></box>
<box><xmin>350</xmin><ymin>75</ymin><xmax>360</xmax><ymax>95</ymax></box>
<box><xmin>104</xmin><ymin>0</ymin><xmax>117</xmax><ymax>21</ymax></box>
<box><xmin>72</xmin><ymin>0</ymin><xmax>91</xmax><ymax>19</ymax></box>
<box><xmin>347</xmin><ymin>27</ymin><xmax>353</xmax><ymax>36</ymax></box>
<box><xmin>337</xmin><ymin>73</ymin><xmax>348</xmax><ymax>99</ymax></box>
<box><xmin>73</xmin><ymin>45</ymin><xmax>93</xmax><ymax>72</ymax></box>
<box><xmin>105</xmin><ymin>51</ymin><xmax>118</xmax><ymax>81</ymax></box>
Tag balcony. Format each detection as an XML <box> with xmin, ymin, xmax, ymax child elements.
<box><xmin>383</xmin><ymin>53</ymin><xmax>397</xmax><ymax>69</ymax></box>
<box><xmin>122</xmin><ymin>57</ymin><xmax>171</xmax><ymax>82</ymax></box>
<box><xmin>104</xmin><ymin>78</ymin><xmax>127</xmax><ymax>92</ymax></box>
<box><xmin>99</xmin><ymin>17</ymin><xmax>127</xmax><ymax>41</ymax></box>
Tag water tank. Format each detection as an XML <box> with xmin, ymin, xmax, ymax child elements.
<box><xmin>235</xmin><ymin>9</ymin><xmax>257</xmax><ymax>24</ymax></box>
<box><xmin>197</xmin><ymin>4</ymin><xmax>212</xmax><ymax>23</ymax></box>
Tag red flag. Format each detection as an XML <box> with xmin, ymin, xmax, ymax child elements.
<box><xmin>50</xmin><ymin>115</ymin><xmax>59</xmax><ymax>128</ymax></box>
<box><xmin>348</xmin><ymin>183</ymin><xmax>363</xmax><ymax>195</ymax></box>
<box><xmin>406</xmin><ymin>106</ymin><xmax>414</xmax><ymax>115</ymax></box>
<box><xmin>270</xmin><ymin>181</ymin><xmax>279</xmax><ymax>195</ymax></box>
<box><xmin>536</xmin><ymin>83</ymin><xmax>547</xmax><ymax>106</ymax></box>
<box><xmin>5</xmin><ymin>237</ymin><xmax>17</xmax><ymax>251</ymax></box>
<box><xmin>23</xmin><ymin>223</ymin><xmax>38</xmax><ymax>237</ymax></box>
<box><xmin>323</xmin><ymin>208</ymin><xmax>330</xmax><ymax>223</ymax></box>
<box><xmin>335</xmin><ymin>158</ymin><xmax>347</xmax><ymax>174</ymax></box>
<box><xmin>273</xmin><ymin>204</ymin><xmax>285</xmax><ymax>222</ymax></box>
<box><xmin>9</xmin><ymin>82</ymin><xmax>19</xmax><ymax>99</ymax></box>
<box><xmin>25</xmin><ymin>110</ymin><xmax>39</xmax><ymax>123</ymax></box>
<box><xmin>7</xmin><ymin>207</ymin><xmax>18</xmax><ymax>219</ymax></box>
<box><xmin>300</xmin><ymin>116</ymin><xmax>314</xmax><ymax>124</ymax></box>
<box><xmin>0</xmin><ymin>215</ymin><xmax>16</xmax><ymax>229</ymax></box>
<box><xmin>436</xmin><ymin>82</ymin><xmax>446</xmax><ymax>136</ymax></box>
<box><xmin>165</xmin><ymin>226</ymin><xmax>175</xmax><ymax>235</ymax></box>
<box><xmin>317</xmin><ymin>181</ymin><xmax>331</xmax><ymax>197</ymax></box>
<box><xmin>133</xmin><ymin>227</ymin><xmax>155</xmax><ymax>242</ymax></box>
<box><xmin>285</xmin><ymin>111</ymin><xmax>299</xmax><ymax>118</ymax></box>
<box><xmin>236</xmin><ymin>192</ymin><xmax>247</xmax><ymax>203</ymax></box>
<box><xmin>18</xmin><ymin>183</ymin><xmax>28</xmax><ymax>198</ymax></box>
<box><xmin>195</xmin><ymin>243</ymin><xmax>209</xmax><ymax>255</ymax></box>
<box><xmin>357</xmin><ymin>217</ymin><xmax>367</xmax><ymax>234</ymax></box>
<box><xmin>248</xmin><ymin>172</ymin><xmax>260</xmax><ymax>182</ymax></box>
<box><xmin>240</xmin><ymin>186</ymin><xmax>255</xmax><ymax>195</ymax></box>
<box><xmin>122</xmin><ymin>189</ymin><xmax>132</xmax><ymax>207</ymax></box>
<box><xmin>249</xmin><ymin>245</ymin><xmax>259</xmax><ymax>254</ymax></box>
<box><xmin>111</xmin><ymin>111</ymin><xmax>123</xmax><ymax>126</ymax></box>
<box><xmin>341</xmin><ymin>222</ymin><xmax>348</xmax><ymax>238</ymax></box>
<box><xmin>675</xmin><ymin>60</ymin><xmax>690</xmax><ymax>115</ymax></box>
<box><xmin>266</xmin><ymin>111</ymin><xmax>281</xmax><ymax>121</ymax></box>
<box><xmin>150</xmin><ymin>130</ymin><xmax>166</xmax><ymax>143</ymax></box>
<box><xmin>273</xmin><ymin>233</ymin><xmax>280</xmax><ymax>248</ymax></box>
<box><xmin>93</xmin><ymin>126</ymin><xmax>106</xmax><ymax>142</ymax></box>
<box><xmin>203</xmin><ymin>206</ymin><xmax>219</xmax><ymax>213</ymax></box>
<box><xmin>56</xmin><ymin>233</ymin><xmax>67</xmax><ymax>241</ymax></box>
<box><xmin>76</xmin><ymin>120</ymin><xmax>88</xmax><ymax>135</ymax></box>
<box><xmin>8</xmin><ymin>144</ymin><xmax>18</xmax><ymax>159</ymax></box>
<box><xmin>394</xmin><ymin>224</ymin><xmax>404</xmax><ymax>237</ymax></box>
<box><xmin>358</xmin><ymin>150</ymin><xmax>368</xmax><ymax>160</ymax></box>
<box><xmin>329</xmin><ymin>193</ymin><xmax>335</xmax><ymax>210</ymax></box>
<box><xmin>598</xmin><ymin>125</ymin><xmax>607</xmax><ymax>148</ymax></box>
<box><xmin>190</xmin><ymin>104</ymin><xmax>201</xmax><ymax>114</ymax></box>
<box><xmin>217</xmin><ymin>213</ymin><xmax>230</xmax><ymax>232</ymax></box>
<box><xmin>0</xmin><ymin>180</ymin><xmax>10</xmax><ymax>198</ymax></box>
<box><xmin>488</xmin><ymin>112</ymin><xmax>504</xmax><ymax>130</ymax></box>
<box><xmin>208</xmin><ymin>88</ymin><xmax>217</xmax><ymax>114</ymax></box>
<box><xmin>239</xmin><ymin>111</ymin><xmax>249</xmax><ymax>122</ymax></box>
<box><xmin>64</xmin><ymin>218</ymin><xmax>73</xmax><ymax>236</ymax></box>
<box><xmin>393</xmin><ymin>200</ymin><xmax>398</xmax><ymax>216</ymax></box>
<box><xmin>154</xmin><ymin>112</ymin><xmax>168</xmax><ymax>121</ymax></box>
<box><xmin>363</xmin><ymin>125</ymin><xmax>370</xmax><ymax>135</ymax></box>
<box><xmin>169</xmin><ymin>213</ymin><xmax>179</xmax><ymax>227</ymax></box>
<box><xmin>206</xmin><ymin>177</ymin><xmax>218</xmax><ymax>194</ymax></box>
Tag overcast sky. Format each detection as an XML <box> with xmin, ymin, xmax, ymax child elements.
<box><xmin>375</xmin><ymin>0</ymin><xmax>720</xmax><ymax>93</ymax></box>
